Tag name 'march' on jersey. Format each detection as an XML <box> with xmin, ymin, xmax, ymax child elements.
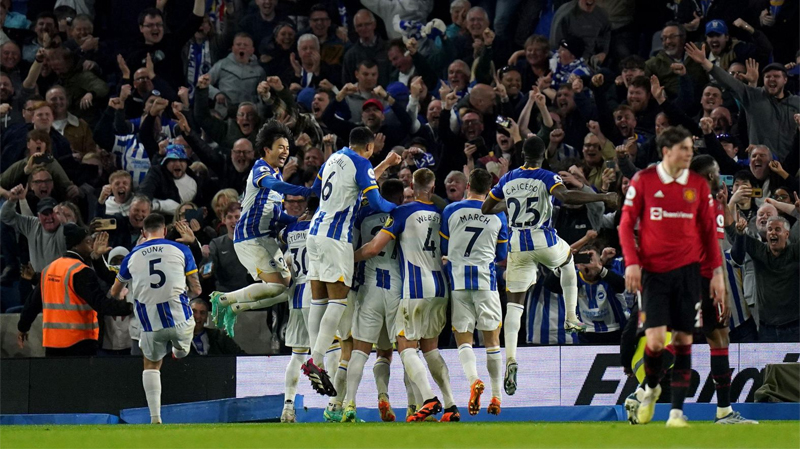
<box><xmin>235</xmin><ymin>159</ymin><xmax>287</xmax><ymax>242</ymax></box>
<box><xmin>489</xmin><ymin>167</ymin><xmax>564</xmax><ymax>253</ymax></box>
<box><xmin>117</xmin><ymin>238</ymin><xmax>197</xmax><ymax>332</ymax></box>
<box><xmin>311</xmin><ymin>148</ymin><xmax>378</xmax><ymax>244</ymax></box>
<box><xmin>355</xmin><ymin>208</ymin><xmax>400</xmax><ymax>291</ymax></box>
<box><xmin>382</xmin><ymin>201</ymin><xmax>446</xmax><ymax>300</ymax></box>
<box><xmin>440</xmin><ymin>199</ymin><xmax>509</xmax><ymax>291</ymax></box>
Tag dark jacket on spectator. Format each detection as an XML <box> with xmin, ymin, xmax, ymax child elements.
<box><xmin>182</xmin><ymin>131</ymin><xmax>252</xmax><ymax>195</ymax></box>
<box><xmin>189</xmin><ymin>327</ymin><xmax>245</xmax><ymax>355</ymax></box>
<box><xmin>1</xmin><ymin>124</ymin><xmax>72</xmax><ymax>172</ymax></box>
<box><xmin>193</xmin><ymin>86</ymin><xmax>259</xmax><ymax>148</ymax></box>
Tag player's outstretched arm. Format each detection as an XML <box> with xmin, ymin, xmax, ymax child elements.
<box><xmin>481</xmin><ymin>195</ymin><xmax>507</xmax><ymax>215</ymax></box>
<box><xmin>354</xmin><ymin>230</ymin><xmax>393</xmax><ymax>262</ymax></box>
<box><xmin>552</xmin><ymin>184</ymin><xmax>617</xmax><ymax>208</ymax></box>
<box><xmin>109</xmin><ymin>279</ymin><xmax>127</xmax><ymax>299</ymax></box>
<box><xmin>186</xmin><ymin>272</ymin><xmax>202</xmax><ymax>299</ymax></box>
<box><xmin>258</xmin><ymin>175</ymin><xmax>312</xmax><ymax>197</ymax></box>
<box><xmin>365</xmin><ymin>188</ymin><xmax>396</xmax><ymax>213</ymax></box>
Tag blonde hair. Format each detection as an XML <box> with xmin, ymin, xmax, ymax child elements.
<box><xmin>211</xmin><ymin>188</ymin><xmax>240</xmax><ymax>219</ymax></box>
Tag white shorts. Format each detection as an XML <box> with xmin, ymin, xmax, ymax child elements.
<box><xmin>138</xmin><ymin>319</ymin><xmax>194</xmax><ymax>362</ymax></box>
<box><xmin>285</xmin><ymin>308</ymin><xmax>310</xmax><ymax>348</ymax></box>
<box><xmin>352</xmin><ymin>284</ymin><xmax>400</xmax><ymax>348</ymax></box>
<box><xmin>451</xmin><ymin>289</ymin><xmax>502</xmax><ymax>333</ymax></box>
<box><xmin>506</xmin><ymin>238</ymin><xmax>571</xmax><ymax>293</ymax></box>
<box><xmin>336</xmin><ymin>290</ymin><xmax>356</xmax><ymax>340</ymax></box>
<box><xmin>306</xmin><ymin>234</ymin><xmax>354</xmax><ymax>287</ymax></box>
<box><xmin>289</xmin><ymin>281</ymin><xmax>311</xmax><ymax>310</ymax></box>
<box><xmin>396</xmin><ymin>296</ymin><xmax>448</xmax><ymax>341</ymax></box>
<box><xmin>234</xmin><ymin>237</ymin><xmax>290</xmax><ymax>280</ymax></box>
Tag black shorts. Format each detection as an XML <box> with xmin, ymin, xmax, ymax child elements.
<box><xmin>700</xmin><ymin>277</ymin><xmax>728</xmax><ymax>335</ymax></box>
<box><xmin>641</xmin><ymin>263</ymin><xmax>701</xmax><ymax>333</ymax></box>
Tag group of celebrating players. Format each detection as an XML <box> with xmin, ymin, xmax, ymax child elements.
<box><xmin>114</xmin><ymin>117</ymin><xmax>756</xmax><ymax>427</ymax></box>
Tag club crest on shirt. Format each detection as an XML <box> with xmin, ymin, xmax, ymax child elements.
<box><xmin>384</xmin><ymin>216</ymin><xmax>394</xmax><ymax>228</ymax></box>
<box><xmin>683</xmin><ymin>188</ymin><xmax>697</xmax><ymax>203</ymax></box>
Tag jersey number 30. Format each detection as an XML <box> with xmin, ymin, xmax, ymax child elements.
<box><xmin>149</xmin><ymin>258</ymin><xmax>166</xmax><ymax>289</ymax></box>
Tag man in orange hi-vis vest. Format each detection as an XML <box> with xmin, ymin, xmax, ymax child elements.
<box><xmin>17</xmin><ymin>223</ymin><xmax>134</xmax><ymax>356</ymax></box>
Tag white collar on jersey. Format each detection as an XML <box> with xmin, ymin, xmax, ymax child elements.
<box><xmin>656</xmin><ymin>162</ymin><xmax>689</xmax><ymax>185</ymax></box>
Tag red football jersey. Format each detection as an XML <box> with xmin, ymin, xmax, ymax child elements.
<box><xmin>619</xmin><ymin>164</ymin><xmax>722</xmax><ymax>274</ymax></box>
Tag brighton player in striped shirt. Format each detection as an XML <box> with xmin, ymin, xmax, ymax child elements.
<box><xmin>210</xmin><ymin>121</ymin><xmax>312</xmax><ymax>321</ymax></box>
<box><xmin>355</xmin><ymin>169</ymin><xmax>459</xmax><ymax>422</ymax></box>
<box><xmin>337</xmin><ymin>180</ymin><xmax>406</xmax><ymax>422</ymax></box>
<box><xmin>440</xmin><ymin>168</ymin><xmax>509</xmax><ymax>416</ymax></box>
<box><xmin>111</xmin><ymin>214</ymin><xmax>202</xmax><ymax>424</ymax></box>
<box><xmin>278</xmin><ymin>197</ymin><xmax>318</xmax><ymax>423</ymax></box>
<box><xmin>301</xmin><ymin>127</ymin><xmax>400</xmax><ymax>396</ymax></box>
<box><xmin>481</xmin><ymin>135</ymin><xmax>616</xmax><ymax>396</ymax></box>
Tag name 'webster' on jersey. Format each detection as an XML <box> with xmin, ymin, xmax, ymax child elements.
<box><xmin>117</xmin><ymin>238</ymin><xmax>198</xmax><ymax>332</ymax></box>
<box><xmin>310</xmin><ymin>148</ymin><xmax>379</xmax><ymax>243</ymax></box>
<box><xmin>382</xmin><ymin>201</ymin><xmax>447</xmax><ymax>300</ymax></box>
<box><xmin>355</xmin><ymin>207</ymin><xmax>401</xmax><ymax>291</ymax></box>
<box><xmin>489</xmin><ymin>167</ymin><xmax>563</xmax><ymax>252</ymax></box>
<box><xmin>440</xmin><ymin>199</ymin><xmax>508</xmax><ymax>291</ymax></box>
<box><xmin>236</xmin><ymin>159</ymin><xmax>301</xmax><ymax>242</ymax></box>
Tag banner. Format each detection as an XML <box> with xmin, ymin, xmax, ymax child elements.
<box><xmin>236</xmin><ymin>344</ymin><xmax>800</xmax><ymax>409</ymax></box>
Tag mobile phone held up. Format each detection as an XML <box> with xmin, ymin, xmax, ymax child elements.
<box><xmin>467</xmin><ymin>137</ymin><xmax>487</xmax><ymax>155</ymax></box>
<box><xmin>94</xmin><ymin>218</ymin><xmax>117</xmax><ymax>231</ymax></box>
<box><xmin>33</xmin><ymin>153</ymin><xmax>54</xmax><ymax>165</ymax></box>
<box><xmin>496</xmin><ymin>115</ymin><xmax>511</xmax><ymax>128</ymax></box>
<box><xmin>573</xmin><ymin>252</ymin><xmax>592</xmax><ymax>264</ymax></box>
<box><xmin>184</xmin><ymin>208</ymin><xmax>204</xmax><ymax>224</ymax></box>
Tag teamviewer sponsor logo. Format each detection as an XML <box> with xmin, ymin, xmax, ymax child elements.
<box><xmin>650</xmin><ymin>207</ymin><xmax>662</xmax><ymax>220</ymax></box>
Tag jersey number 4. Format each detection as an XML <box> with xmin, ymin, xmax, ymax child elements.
<box><xmin>508</xmin><ymin>197</ymin><xmax>541</xmax><ymax>227</ymax></box>
<box><xmin>149</xmin><ymin>258</ymin><xmax>166</xmax><ymax>289</ymax></box>
<box><xmin>424</xmin><ymin>227</ymin><xmax>437</xmax><ymax>257</ymax></box>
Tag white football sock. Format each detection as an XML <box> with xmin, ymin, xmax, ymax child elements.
<box><xmin>308</xmin><ymin>298</ymin><xmax>328</xmax><ymax>364</ymax></box>
<box><xmin>330</xmin><ymin>358</ymin><xmax>348</xmax><ymax>405</ymax></box>
<box><xmin>403</xmin><ymin>370</ymin><xmax>417</xmax><ymax>408</ymax></box>
<box><xmin>224</xmin><ymin>282</ymin><xmax>286</xmax><ymax>304</ymax></box>
<box><xmin>242</xmin><ymin>291</ymin><xmax>289</xmax><ymax>311</ymax></box>
<box><xmin>142</xmin><ymin>369</ymin><xmax>162</xmax><ymax>424</ymax></box>
<box><xmin>401</xmin><ymin>348</ymin><xmax>435</xmax><ymax>401</ymax></box>
<box><xmin>345</xmin><ymin>350</ymin><xmax>368</xmax><ymax>405</ymax></box>
<box><xmin>310</xmin><ymin>300</ymin><xmax>346</xmax><ymax>368</ymax></box>
<box><xmin>324</xmin><ymin>344</ymin><xmax>340</xmax><ymax>379</ymax></box>
<box><xmin>457</xmin><ymin>343</ymin><xmax>479</xmax><ymax>385</ymax></box>
<box><xmin>486</xmin><ymin>346</ymin><xmax>503</xmax><ymax>399</ymax></box>
<box><xmin>504</xmin><ymin>303</ymin><xmax>525</xmax><ymax>361</ymax></box>
<box><xmin>284</xmin><ymin>349</ymin><xmax>307</xmax><ymax>405</ymax></box>
<box><xmin>424</xmin><ymin>349</ymin><xmax>455</xmax><ymax>408</ymax></box>
<box><xmin>373</xmin><ymin>356</ymin><xmax>391</xmax><ymax>397</ymax></box>
<box><xmin>560</xmin><ymin>259</ymin><xmax>579</xmax><ymax>322</ymax></box>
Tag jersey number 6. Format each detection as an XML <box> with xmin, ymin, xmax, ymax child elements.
<box><xmin>322</xmin><ymin>171</ymin><xmax>336</xmax><ymax>201</ymax></box>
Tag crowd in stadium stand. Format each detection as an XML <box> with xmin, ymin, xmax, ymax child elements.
<box><xmin>1</xmin><ymin>0</ymin><xmax>798</xmax><ymax>356</ymax></box>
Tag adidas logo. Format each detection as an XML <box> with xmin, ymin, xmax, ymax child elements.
<box><xmin>654</xmin><ymin>190</ymin><xmax>665</xmax><ymax>198</ymax></box>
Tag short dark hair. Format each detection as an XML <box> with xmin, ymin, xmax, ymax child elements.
<box><xmin>388</xmin><ymin>38</ymin><xmax>406</xmax><ymax>53</ymax></box>
<box><xmin>663</xmin><ymin>21</ymin><xmax>686</xmax><ymax>39</ymax></box>
<box><xmin>689</xmin><ymin>154</ymin><xmax>716</xmax><ymax>175</ymax></box>
<box><xmin>619</xmin><ymin>55</ymin><xmax>645</xmax><ymax>72</ymax></box>
<box><xmin>224</xmin><ymin>202</ymin><xmax>242</xmax><ymax>217</ymax></box>
<box><xmin>35</xmin><ymin>11</ymin><xmax>57</xmax><ymax>24</ymax></box>
<box><xmin>233</xmin><ymin>32</ymin><xmax>253</xmax><ymax>43</ymax></box>
<box><xmin>306</xmin><ymin>196</ymin><xmax>320</xmax><ymax>213</ymax></box>
<box><xmin>733</xmin><ymin>170</ymin><xmax>755</xmax><ymax>185</ymax></box>
<box><xmin>309</xmin><ymin>4</ymin><xmax>330</xmax><ymax>16</ymax></box>
<box><xmin>628</xmin><ymin>75</ymin><xmax>651</xmax><ymax>93</ymax></box>
<box><xmin>357</xmin><ymin>59</ymin><xmax>378</xmax><ymax>71</ymax></box>
<box><xmin>381</xmin><ymin>179</ymin><xmax>405</xmax><ymax>201</ymax></box>
<box><xmin>314</xmin><ymin>88</ymin><xmax>333</xmax><ymax>100</ymax></box>
<box><xmin>190</xmin><ymin>297</ymin><xmax>210</xmax><ymax>310</ymax></box>
<box><xmin>656</xmin><ymin>126</ymin><xmax>692</xmax><ymax>153</ymax></box>
<box><xmin>468</xmin><ymin>168</ymin><xmax>493</xmax><ymax>195</ymax></box>
<box><xmin>138</xmin><ymin>7</ymin><xmax>163</xmax><ymax>26</ymax></box>
<box><xmin>349</xmin><ymin>126</ymin><xmax>375</xmax><ymax>148</ymax></box>
<box><xmin>522</xmin><ymin>135</ymin><xmax>546</xmax><ymax>161</ymax></box>
<box><xmin>255</xmin><ymin>120</ymin><xmax>293</xmax><ymax>156</ymax></box>
<box><xmin>143</xmin><ymin>213</ymin><xmax>166</xmax><ymax>233</ymax></box>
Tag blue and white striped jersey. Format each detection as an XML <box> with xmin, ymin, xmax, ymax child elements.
<box><xmin>440</xmin><ymin>199</ymin><xmax>508</xmax><ymax>291</ymax></box>
<box><xmin>281</xmin><ymin>220</ymin><xmax>310</xmax><ymax>309</ymax></box>
<box><xmin>310</xmin><ymin>148</ymin><xmax>378</xmax><ymax>243</ymax></box>
<box><xmin>382</xmin><ymin>201</ymin><xmax>447</xmax><ymax>299</ymax></box>
<box><xmin>355</xmin><ymin>208</ymin><xmax>401</xmax><ymax>292</ymax></box>
<box><xmin>489</xmin><ymin>167</ymin><xmax>564</xmax><ymax>253</ymax></box>
<box><xmin>575</xmin><ymin>271</ymin><xmax>629</xmax><ymax>333</ymax></box>
<box><xmin>117</xmin><ymin>238</ymin><xmax>197</xmax><ymax>332</ymax></box>
<box><xmin>724</xmin><ymin>250</ymin><xmax>751</xmax><ymax>329</ymax></box>
<box><xmin>235</xmin><ymin>159</ymin><xmax>290</xmax><ymax>242</ymax></box>
<box><xmin>111</xmin><ymin>120</ymin><xmax>176</xmax><ymax>187</ymax></box>
<box><xmin>526</xmin><ymin>275</ymin><xmax>577</xmax><ymax>345</ymax></box>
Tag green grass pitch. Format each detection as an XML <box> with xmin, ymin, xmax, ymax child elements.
<box><xmin>2</xmin><ymin>422</ymin><xmax>798</xmax><ymax>448</ymax></box>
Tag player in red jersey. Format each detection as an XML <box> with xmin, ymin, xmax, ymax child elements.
<box><xmin>619</xmin><ymin>126</ymin><xmax>725</xmax><ymax>427</ymax></box>
<box><xmin>688</xmin><ymin>154</ymin><xmax>758</xmax><ymax>425</ymax></box>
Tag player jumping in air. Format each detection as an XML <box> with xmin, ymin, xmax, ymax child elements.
<box><xmin>210</xmin><ymin>121</ymin><xmax>312</xmax><ymax>330</ymax></box>
<box><xmin>111</xmin><ymin>214</ymin><xmax>203</xmax><ymax>424</ymax></box>
<box><xmin>441</xmin><ymin>168</ymin><xmax>509</xmax><ymax>416</ymax></box>
<box><xmin>482</xmin><ymin>135</ymin><xmax>616</xmax><ymax>395</ymax></box>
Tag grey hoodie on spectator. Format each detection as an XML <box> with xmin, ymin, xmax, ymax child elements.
<box><xmin>1</xmin><ymin>200</ymin><xmax>66</xmax><ymax>272</ymax></box>
<box><xmin>207</xmin><ymin>53</ymin><xmax>266</xmax><ymax>106</ymax></box>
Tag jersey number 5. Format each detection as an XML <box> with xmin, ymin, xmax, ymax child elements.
<box><xmin>149</xmin><ymin>258</ymin><xmax>166</xmax><ymax>289</ymax></box>
<box><xmin>508</xmin><ymin>197</ymin><xmax>540</xmax><ymax>227</ymax></box>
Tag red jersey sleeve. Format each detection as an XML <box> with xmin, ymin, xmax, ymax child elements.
<box><xmin>697</xmin><ymin>180</ymin><xmax>723</xmax><ymax>274</ymax></box>
<box><xmin>619</xmin><ymin>172</ymin><xmax>644</xmax><ymax>267</ymax></box>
